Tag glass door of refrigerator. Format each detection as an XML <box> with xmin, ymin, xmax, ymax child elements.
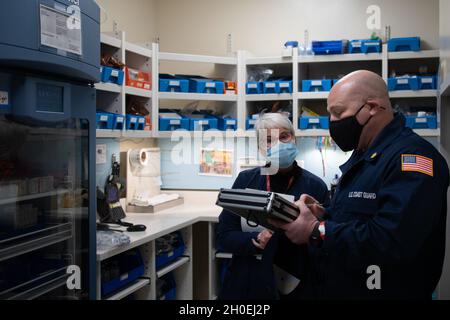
<box><xmin>0</xmin><ymin>115</ymin><xmax>90</xmax><ymax>300</ymax></box>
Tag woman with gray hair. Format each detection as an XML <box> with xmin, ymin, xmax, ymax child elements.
<box><xmin>217</xmin><ymin>112</ymin><xmax>329</xmax><ymax>300</ymax></box>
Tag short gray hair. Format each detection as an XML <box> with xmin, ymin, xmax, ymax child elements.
<box><xmin>254</xmin><ymin>113</ymin><xmax>295</xmax><ymax>145</ymax></box>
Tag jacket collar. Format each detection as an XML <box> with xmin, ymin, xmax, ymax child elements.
<box><xmin>339</xmin><ymin>113</ymin><xmax>406</xmax><ymax>174</ymax></box>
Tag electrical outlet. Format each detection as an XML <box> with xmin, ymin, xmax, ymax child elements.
<box><xmin>96</xmin><ymin>144</ymin><xmax>107</xmax><ymax>164</ymax></box>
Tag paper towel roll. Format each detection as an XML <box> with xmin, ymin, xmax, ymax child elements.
<box><xmin>129</xmin><ymin>149</ymin><xmax>149</xmax><ymax>169</ymax></box>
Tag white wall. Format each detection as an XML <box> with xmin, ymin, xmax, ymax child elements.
<box><xmin>155</xmin><ymin>0</ymin><xmax>439</xmax><ymax>56</ymax></box>
<box><xmin>96</xmin><ymin>0</ymin><xmax>157</xmax><ymax>44</ymax></box>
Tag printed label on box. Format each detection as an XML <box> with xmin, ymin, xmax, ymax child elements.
<box><xmin>144</xmin><ymin>84</ymin><xmax>151</xmax><ymax>90</ymax></box>
<box><xmin>131</xmin><ymin>118</ymin><xmax>137</xmax><ymax>123</ymax></box>
<box><xmin>248</xmin><ymin>83</ymin><xmax>258</xmax><ymax>88</ymax></box>
<box><xmin>311</xmin><ymin>80</ymin><xmax>322</xmax><ymax>86</ymax></box>
<box><xmin>169</xmin><ymin>81</ymin><xmax>180</xmax><ymax>86</ymax></box>
<box><xmin>139</xmin><ymin>118</ymin><xmax>145</xmax><ymax>123</ymax></box>
<box><xmin>198</xmin><ymin>120</ymin><xmax>208</xmax><ymax>125</ymax></box>
<box><xmin>265</xmin><ymin>83</ymin><xmax>276</xmax><ymax>88</ymax></box>
<box><xmin>111</xmin><ymin>70</ymin><xmax>119</xmax><ymax>77</ymax></box>
<box><xmin>309</xmin><ymin>118</ymin><xmax>320</xmax><ymax>124</ymax></box>
<box><xmin>116</xmin><ymin>117</ymin><xmax>124</xmax><ymax>123</ymax></box>
<box><xmin>352</xmin><ymin>41</ymin><xmax>362</xmax><ymax>47</ymax></box>
<box><xmin>421</xmin><ymin>78</ymin><xmax>433</xmax><ymax>84</ymax></box>
<box><xmin>100</xmin><ymin>115</ymin><xmax>108</xmax><ymax>121</ymax></box>
<box><xmin>397</xmin><ymin>79</ymin><xmax>409</xmax><ymax>85</ymax></box>
<box><xmin>279</xmin><ymin>83</ymin><xmax>290</xmax><ymax>88</ymax></box>
<box><xmin>227</xmin><ymin>120</ymin><xmax>237</xmax><ymax>125</ymax></box>
<box><xmin>415</xmin><ymin>118</ymin><xmax>427</xmax><ymax>123</ymax></box>
<box><xmin>170</xmin><ymin>120</ymin><xmax>181</xmax><ymax>125</ymax></box>
<box><xmin>365</xmin><ymin>42</ymin><xmax>379</xmax><ymax>46</ymax></box>
<box><xmin>0</xmin><ymin>91</ymin><xmax>9</xmax><ymax>106</ymax></box>
<box><xmin>206</xmin><ymin>82</ymin><xmax>216</xmax><ymax>88</ymax></box>
<box><xmin>120</xmin><ymin>273</ymin><xmax>129</xmax><ymax>281</ymax></box>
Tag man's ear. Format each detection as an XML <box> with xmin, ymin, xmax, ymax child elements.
<box><xmin>366</xmin><ymin>100</ymin><xmax>383</xmax><ymax>115</ymax></box>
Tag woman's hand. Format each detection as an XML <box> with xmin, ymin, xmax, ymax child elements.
<box><xmin>252</xmin><ymin>229</ymin><xmax>274</xmax><ymax>250</ymax></box>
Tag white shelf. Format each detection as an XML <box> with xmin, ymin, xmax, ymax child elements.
<box><xmin>105</xmin><ymin>279</ymin><xmax>150</xmax><ymax>300</ymax></box>
<box><xmin>294</xmin><ymin>129</ymin><xmax>439</xmax><ymax>138</ymax></box>
<box><xmin>296</xmin><ymin>92</ymin><xmax>330</xmax><ymax>100</ymax></box>
<box><xmin>159</xmin><ymin>92</ymin><xmax>237</xmax><ymax>101</ymax></box>
<box><xmin>246</xmin><ymin>56</ymin><xmax>293</xmax><ymax>65</ymax></box>
<box><xmin>298</xmin><ymin>52</ymin><xmax>382</xmax><ymax>63</ymax></box>
<box><xmin>125</xmin><ymin>42</ymin><xmax>152</xmax><ymax>58</ymax></box>
<box><xmin>389</xmin><ymin>90</ymin><xmax>438</xmax><ymax>98</ymax></box>
<box><xmin>95</xmin><ymin>83</ymin><xmax>122</xmax><ymax>94</ymax></box>
<box><xmin>296</xmin><ymin>129</ymin><xmax>331</xmax><ymax>137</ymax></box>
<box><xmin>156</xmin><ymin>256</ymin><xmax>190</xmax><ymax>279</ymax></box>
<box><xmin>96</xmin><ymin>129</ymin><xmax>122</xmax><ymax>138</ymax></box>
<box><xmin>123</xmin><ymin>130</ymin><xmax>153</xmax><ymax>139</ymax></box>
<box><xmin>0</xmin><ymin>189</ymin><xmax>69</xmax><ymax>206</ymax></box>
<box><xmin>124</xmin><ymin>86</ymin><xmax>152</xmax><ymax>98</ymax></box>
<box><xmin>388</xmin><ymin>50</ymin><xmax>440</xmax><ymax>60</ymax></box>
<box><xmin>159</xmin><ymin>52</ymin><xmax>237</xmax><ymax>65</ymax></box>
<box><xmin>100</xmin><ymin>33</ymin><xmax>122</xmax><ymax>49</ymax></box>
<box><xmin>246</xmin><ymin>93</ymin><xmax>293</xmax><ymax>101</ymax></box>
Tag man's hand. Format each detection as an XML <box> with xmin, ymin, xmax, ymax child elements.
<box><xmin>300</xmin><ymin>194</ymin><xmax>326</xmax><ymax>219</ymax></box>
<box><xmin>252</xmin><ymin>229</ymin><xmax>274</xmax><ymax>250</ymax></box>
<box><xmin>269</xmin><ymin>199</ymin><xmax>320</xmax><ymax>245</ymax></box>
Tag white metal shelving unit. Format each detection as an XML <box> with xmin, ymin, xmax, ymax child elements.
<box><xmin>97</xmin><ymin>225</ymin><xmax>193</xmax><ymax>301</ymax></box>
<box><xmin>95</xmin><ymin>33</ymin><xmax>440</xmax><ymax>140</ymax></box>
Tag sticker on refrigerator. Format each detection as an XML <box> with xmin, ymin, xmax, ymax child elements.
<box><xmin>0</xmin><ymin>91</ymin><xmax>9</xmax><ymax>106</ymax></box>
<box><xmin>40</xmin><ymin>5</ymin><xmax>83</xmax><ymax>56</ymax></box>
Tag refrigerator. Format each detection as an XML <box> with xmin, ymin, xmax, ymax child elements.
<box><xmin>0</xmin><ymin>0</ymin><xmax>100</xmax><ymax>299</ymax></box>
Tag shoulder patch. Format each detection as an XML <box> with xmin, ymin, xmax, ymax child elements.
<box><xmin>401</xmin><ymin>154</ymin><xmax>434</xmax><ymax>177</ymax></box>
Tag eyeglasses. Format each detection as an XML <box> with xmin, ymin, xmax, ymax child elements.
<box><xmin>260</xmin><ymin>131</ymin><xmax>294</xmax><ymax>147</ymax></box>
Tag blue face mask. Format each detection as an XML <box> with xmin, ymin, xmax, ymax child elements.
<box><xmin>267</xmin><ymin>141</ymin><xmax>299</xmax><ymax>169</ymax></box>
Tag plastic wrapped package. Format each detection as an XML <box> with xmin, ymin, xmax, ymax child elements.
<box><xmin>97</xmin><ymin>231</ymin><xmax>131</xmax><ymax>251</ymax></box>
<box><xmin>247</xmin><ymin>67</ymin><xmax>274</xmax><ymax>82</ymax></box>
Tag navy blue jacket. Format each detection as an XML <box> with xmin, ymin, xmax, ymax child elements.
<box><xmin>304</xmin><ymin>114</ymin><xmax>449</xmax><ymax>299</ymax></box>
<box><xmin>217</xmin><ymin>164</ymin><xmax>328</xmax><ymax>300</ymax></box>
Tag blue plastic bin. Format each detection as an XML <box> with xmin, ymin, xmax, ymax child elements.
<box><xmin>246</xmin><ymin>82</ymin><xmax>262</xmax><ymax>94</ymax></box>
<box><xmin>113</xmin><ymin>114</ymin><xmax>125</xmax><ymax>130</ymax></box>
<box><xmin>159</xmin><ymin>74</ymin><xmax>189</xmax><ymax>93</ymax></box>
<box><xmin>96</xmin><ymin>112</ymin><xmax>115</xmax><ymax>130</ymax></box>
<box><xmin>417</xmin><ymin>76</ymin><xmax>437</xmax><ymax>90</ymax></box>
<box><xmin>312</xmin><ymin>40</ymin><xmax>347</xmax><ymax>55</ymax></box>
<box><xmin>262</xmin><ymin>81</ymin><xmax>280</xmax><ymax>94</ymax></box>
<box><xmin>159</xmin><ymin>112</ymin><xmax>190</xmax><ymax>131</ymax></box>
<box><xmin>388</xmin><ymin>37</ymin><xmax>421</xmax><ymax>52</ymax></box>
<box><xmin>302</xmin><ymin>79</ymin><xmax>333</xmax><ymax>92</ymax></box>
<box><xmin>349</xmin><ymin>39</ymin><xmax>382</xmax><ymax>54</ymax></box>
<box><xmin>188</xmin><ymin>114</ymin><xmax>219</xmax><ymax>131</ymax></box>
<box><xmin>405</xmin><ymin>115</ymin><xmax>437</xmax><ymax>129</ymax></box>
<box><xmin>299</xmin><ymin>116</ymin><xmax>330</xmax><ymax>130</ymax></box>
<box><xmin>156</xmin><ymin>233</ymin><xmax>185</xmax><ymax>270</ymax></box>
<box><xmin>100</xmin><ymin>66</ymin><xmax>124</xmax><ymax>85</ymax></box>
<box><xmin>186</xmin><ymin>76</ymin><xmax>225</xmax><ymax>94</ymax></box>
<box><xmin>388</xmin><ymin>77</ymin><xmax>420</xmax><ymax>91</ymax></box>
<box><xmin>217</xmin><ymin>117</ymin><xmax>237</xmax><ymax>131</ymax></box>
<box><xmin>126</xmin><ymin>114</ymin><xmax>146</xmax><ymax>130</ymax></box>
<box><xmin>158</xmin><ymin>273</ymin><xmax>177</xmax><ymax>301</ymax></box>
<box><xmin>278</xmin><ymin>80</ymin><xmax>293</xmax><ymax>94</ymax></box>
<box><xmin>0</xmin><ymin>89</ymin><xmax>10</xmax><ymax>112</ymax></box>
<box><xmin>246</xmin><ymin>117</ymin><xmax>259</xmax><ymax>130</ymax></box>
<box><xmin>101</xmin><ymin>249</ymin><xmax>145</xmax><ymax>298</ymax></box>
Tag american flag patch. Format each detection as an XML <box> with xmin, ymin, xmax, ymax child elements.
<box><xmin>401</xmin><ymin>154</ymin><xmax>434</xmax><ymax>177</ymax></box>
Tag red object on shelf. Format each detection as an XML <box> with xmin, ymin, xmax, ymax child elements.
<box><xmin>125</xmin><ymin>67</ymin><xmax>152</xmax><ymax>90</ymax></box>
<box><xmin>224</xmin><ymin>81</ymin><xmax>237</xmax><ymax>94</ymax></box>
<box><xmin>145</xmin><ymin>115</ymin><xmax>152</xmax><ymax>131</ymax></box>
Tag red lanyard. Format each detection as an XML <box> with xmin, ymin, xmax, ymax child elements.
<box><xmin>266</xmin><ymin>175</ymin><xmax>295</xmax><ymax>193</ymax></box>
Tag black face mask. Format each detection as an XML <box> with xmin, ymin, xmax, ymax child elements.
<box><xmin>329</xmin><ymin>104</ymin><xmax>371</xmax><ymax>152</ymax></box>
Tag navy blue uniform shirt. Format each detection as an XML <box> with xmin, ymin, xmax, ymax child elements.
<box><xmin>305</xmin><ymin>114</ymin><xmax>449</xmax><ymax>299</ymax></box>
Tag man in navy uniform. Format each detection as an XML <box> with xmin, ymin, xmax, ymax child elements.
<box><xmin>271</xmin><ymin>70</ymin><xmax>450</xmax><ymax>299</ymax></box>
